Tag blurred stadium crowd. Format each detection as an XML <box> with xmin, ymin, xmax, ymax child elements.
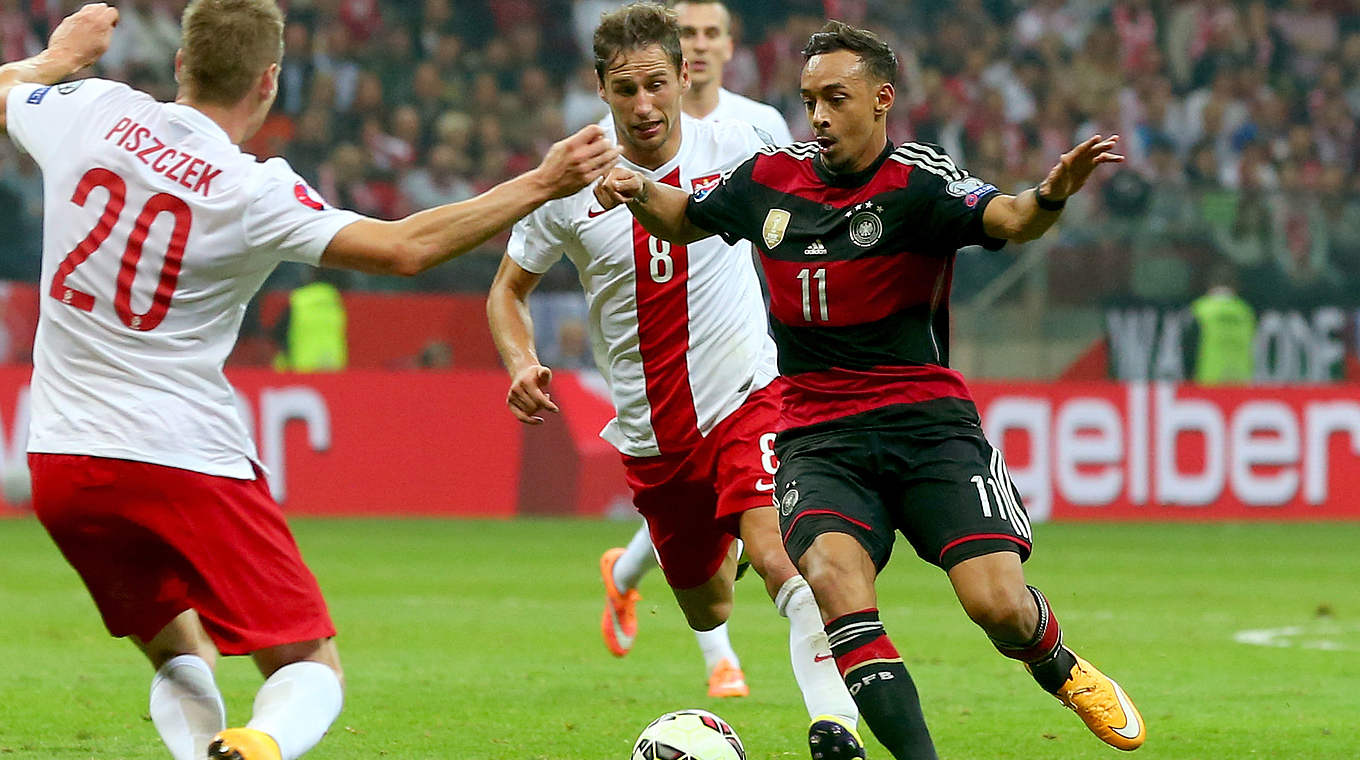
<box><xmin>0</xmin><ymin>0</ymin><xmax>1354</xmax><ymax>308</ymax></box>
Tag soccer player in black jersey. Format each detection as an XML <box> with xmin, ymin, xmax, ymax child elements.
<box><xmin>595</xmin><ymin>19</ymin><xmax>1146</xmax><ymax>760</ymax></box>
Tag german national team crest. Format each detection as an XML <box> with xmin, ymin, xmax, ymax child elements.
<box><xmin>780</xmin><ymin>488</ymin><xmax>799</xmax><ymax>517</ymax></box>
<box><xmin>762</xmin><ymin>209</ymin><xmax>790</xmax><ymax>249</ymax></box>
<box><xmin>691</xmin><ymin>173</ymin><xmax>722</xmax><ymax>201</ymax></box>
<box><xmin>848</xmin><ymin>202</ymin><xmax>883</xmax><ymax>248</ymax></box>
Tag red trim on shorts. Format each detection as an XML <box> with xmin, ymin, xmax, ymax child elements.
<box><xmin>634</xmin><ymin>167</ymin><xmax>701</xmax><ymax>453</ymax></box>
<box><xmin>781</xmin><ymin>508</ymin><xmax>874</xmax><ymax>543</ymax></box>
<box><xmin>937</xmin><ymin>533</ymin><xmax>1033</xmax><ymax>564</ymax></box>
<box><xmin>835</xmin><ymin>633</ymin><xmax>902</xmax><ymax>676</ymax></box>
<box><xmin>778</xmin><ymin>366</ymin><xmax>973</xmax><ymax>431</ymax></box>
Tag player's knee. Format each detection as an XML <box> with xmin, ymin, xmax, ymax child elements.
<box><xmin>797</xmin><ymin>543</ymin><xmax>864</xmax><ymax>602</ymax></box>
<box><xmin>959</xmin><ymin>584</ymin><xmax>1034</xmax><ymax>639</ymax></box>
<box><xmin>746</xmin><ymin>540</ymin><xmax>797</xmax><ymax>584</ymax></box>
<box><xmin>681</xmin><ymin>598</ymin><xmax>731</xmax><ymax>631</ymax></box>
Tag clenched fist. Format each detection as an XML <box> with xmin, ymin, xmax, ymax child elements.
<box><xmin>593</xmin><ymin>166</ymin><xmax>649</xmax><ymax>211</ymax></box>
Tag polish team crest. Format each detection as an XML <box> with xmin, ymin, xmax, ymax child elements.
<box><xmin>762</xmin><ymin>209</ymin><xmax>791</xmax><ymax>249</ymax></box>
<box><xmin>691</xmin><ymin>173</ymin><xmax>722</xmax><ymax>201</ymax></box>
<box><xmin>294</xmin><ymin>181</ymin><xmax>327</xmax><ymax>211</ymax></box>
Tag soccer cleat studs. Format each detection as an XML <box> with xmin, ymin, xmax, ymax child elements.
<box><xmin>807</xmin><ymin>714</ymin><xmax>866</xmax><ymax>760</ymax></box>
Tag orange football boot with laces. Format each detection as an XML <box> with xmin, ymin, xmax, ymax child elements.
<box><xmin>600</xmin><ymin>547</ymin><xmax>640</xmax><ymax>657</ymax></box>
<box><xmin>1046</xmin><ymin>654</ymin><xmax>1146</xmax><ymax>751</ymax></box>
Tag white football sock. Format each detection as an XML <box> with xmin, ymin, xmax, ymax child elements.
<box><xmin>695</xmin><ymin>623</ymin><xmax>740</xmax><ymax>672</ymax></box>
<box><xmin>148</xmin><ymin>654</ymin><xmax>226</xmax><ymax>760</ymax></box>
<box><xmin>246</xmin><ymin>661</ymin><xmax>343</xmax><ymax>760</ymax></box>
<box><xmin>776</xmin><ymin>575</ymin><xmax>859</xmax><ymax>725</ymax></box>
<box><xmin>613</xmin><ymin>521</ymin><xmax>659</xmax><ymax>591</ymax></box>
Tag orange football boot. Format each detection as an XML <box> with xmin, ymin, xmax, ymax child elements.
<box><xmin>707</xmin><ymin>658</ymin><xmax>750</xmax><ymax>698</ymax></box>
<box><xmin>1048</xmin><ymin>654</ymin><xmax>1146</xmax><ymax>751</ymax></box>
<box><xmin>207</xmin><ymin>728</ymin><xmax>281</xmax><ymax>760</ymax></box>
<box><xmin>600</xmin><ymin>547</ymin><xmax>640</xmax><ymax>657</ymax></box>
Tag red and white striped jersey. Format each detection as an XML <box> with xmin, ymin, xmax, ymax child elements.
<box><xmin>7</xmin><ymin>79</ymin><xmax>360</xmax><ymax>478</ymax></box>
<box><xmin>508</xmin><ymin>116</ymin><xmax>776</xmax><ymax>457</ymax></box>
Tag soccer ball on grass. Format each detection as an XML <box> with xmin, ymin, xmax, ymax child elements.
<box><xmin>631</xmin><ymin>709</ymin><xmax>746</xmax><ymax>760</ymax></box>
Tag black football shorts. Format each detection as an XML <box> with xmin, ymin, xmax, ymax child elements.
<box><xmin>774</xmin><ymin>423</ymin><xmax>1034</xmax><ymax>572</ymax></box>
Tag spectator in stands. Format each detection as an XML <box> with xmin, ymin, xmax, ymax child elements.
<box><xmin>550</xmin><ymin>318</ymin><xmax>593</xmax><ymax>370</ymax></box>
<box><xmin>400</xmin><ymin>142</ymin><xmax>474</xmax><ymax>210</ymax></box>
<box><xmin>276</xmin><ymin>20</ymin><xmax>314</xmax><ymax>115</ymax></box>
<box><xmin>287</xmin><ymin>108</ymin><xmax>334</xmax><ymax>186</ymax></box>
<box><xmin>0</xmin><ymin>0</ymin><xmax>1353</xmax><ymax>307</ymax></box>
<box><xmin>100</xmin><ymin>0</ymin><xmax>179</xmax><ymax>84</ymax></box>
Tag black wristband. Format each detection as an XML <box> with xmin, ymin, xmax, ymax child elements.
<box><xmin>1035</xmin><ymin>188</ymin><xmax>1066</xmax><ymax>211</ymax></box>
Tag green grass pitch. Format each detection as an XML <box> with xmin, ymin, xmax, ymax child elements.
<box><xmin>1</xmin><ymin>518</ymin><xmax>1358</xmax><ymax>759</ymax></box>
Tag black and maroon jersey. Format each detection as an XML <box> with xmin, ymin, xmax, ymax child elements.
<box><xmin>686</xmin><ymin>139</ymin><xmax>1005</xmax><ymax>434</ymax></box>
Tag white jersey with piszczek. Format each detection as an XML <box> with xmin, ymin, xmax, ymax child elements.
<box><xmin>508</xmin><ymin>116</ymin><xmax>778</xmax><ymax>458</ymax></box>
<box><xmin>7</xmin><ymin>79</ymin><xmax>361</xmax><ymax>479</ymax></box>
<box><xmin>600</xmin><ymin>86</ymin><xmax>794</xmax><ymax>146</ymax></box>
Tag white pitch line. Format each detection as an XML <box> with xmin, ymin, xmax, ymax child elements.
<box><xmin>1233</xmin><ymin>623</ymin><xmax>1360</xmax><ymax>651</ymax></box>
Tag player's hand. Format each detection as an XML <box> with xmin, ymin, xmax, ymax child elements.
<box><xmin>47</xmin><ymin>3</ymin><xmax>119</xmax><ymax>70</ymax></box>
<box><xmin>537</xmin><ymin>125</ymin><xmax>618</xmax><ymax>200</ymax></box>
<box><xmin>1036</xmin><ymin>134</ymin><xmax>1124</xmax><ymax>202</ymax></box>
<box><xmin>593</xmin><ymin>167</ymin><xmax>647</xmax><ymax>210</ymax></box>
<box><xmin>506</xmin><ymin>364</ymin><xmax>559</xmax><ymax>424</ymax></box>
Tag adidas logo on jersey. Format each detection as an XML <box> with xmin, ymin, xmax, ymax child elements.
<box><xmin>803</xmin><ymin>240</ymin><xmax>827</xmax><ymax>256</ymax></box>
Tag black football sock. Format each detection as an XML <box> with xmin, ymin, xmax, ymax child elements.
<box><xmin>825</xmin><ymin>609</ymin><xmax>938</xmax><ymax>760</ymax></box>
<box><xmin>989</xmin><ymin>585</ymin><xmax>1078</xmax><ymax>693</ymax></box>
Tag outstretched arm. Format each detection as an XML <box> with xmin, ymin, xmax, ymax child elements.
<box><xmin>322</xmin><ymin>126</ymin><xmax>618</xmax><ymax>276</ymax></box>
<box><xmin>982</xmin><ymin>134</ymin><xmax>1124</xmax><ymax>244</ymax></box>
<box><xmin>0</xmin><ymin>2</ymin><xmax>118</xmax><ymax>133</ymax></box>
<box><xmin>594</xmin><ymin>167</ymin><xmax>714</xmax><ymax>245</ymax></box>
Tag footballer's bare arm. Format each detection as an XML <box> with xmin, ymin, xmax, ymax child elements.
<box><xmin>322</xmin><ymin>126</ymin><xmax>618</xmax><ymax>276</ymax></box>
<box><xmin>594</xmin><ymin>167</ymin><xmax>714</xmax><ymax>246</ymax></box>
<box><xmin>487</xmin><ymin>255</ymin><xmax>559</xmax><ymax>425</ymax></box>
<box><xmin>983</xmin><ymin>134</ymin><xmax>1123</xmax><ymax>244</ymax></box>
<box><xmin>0</xmin><ymin>3</ymin><xmax>118</xmax><ymax>132</ymax></box>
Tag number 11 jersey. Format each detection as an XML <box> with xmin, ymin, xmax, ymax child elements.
<box><xmin>7</xmin><ymin>79</ymin><xmax>361</xmax><ymax>478</ymax></box>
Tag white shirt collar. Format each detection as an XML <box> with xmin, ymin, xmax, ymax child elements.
<box><xmin>163</xmin><ymin>102</ymin><xmax>233</xmax><ymax>145</ymax></box>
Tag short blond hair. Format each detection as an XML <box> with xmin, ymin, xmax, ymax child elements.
<box><xmin>179</xmin><ymin>0</ymin><xmax>284</xmax><ymax>105</ymax></box>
